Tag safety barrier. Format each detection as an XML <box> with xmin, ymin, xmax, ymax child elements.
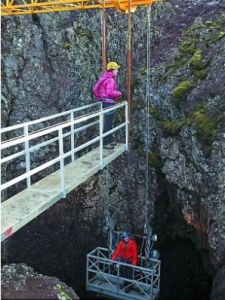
<box><xmin>1</xmin><ymin>101</ymin><xmax>129</xmax><ymax>199</ymax></box>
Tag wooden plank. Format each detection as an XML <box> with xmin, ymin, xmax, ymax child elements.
<box><xmin>1</xmin><ymin>143</ymin><xmax>126</xmax><ymax>241</ymax></box>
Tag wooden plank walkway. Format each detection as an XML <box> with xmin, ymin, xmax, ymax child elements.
<box><xmin>1</xmin><ymin>143</ymin><xmax>126</xmax><ymax>241</ymax></box>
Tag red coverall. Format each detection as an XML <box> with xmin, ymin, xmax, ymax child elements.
<box><xmin>112</xmin><ymin>238</ymin><xmax>138</xmax><ymax>266</ymax></box>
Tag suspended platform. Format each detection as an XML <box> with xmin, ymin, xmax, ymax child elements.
<box><xmin>86</xmin><ymin>247</ymin><xmax>161</xmax><ymax>300</ymax></box>
<box><xmin>1</xmin><ymin>102</ymin><xmax>129</xmax><ymax>241</ymax></box>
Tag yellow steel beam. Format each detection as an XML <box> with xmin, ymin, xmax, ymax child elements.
<box><xmin>1</xmin><ymin>0</ymin><xmax>162</xmax><ymax>16</ymax></box>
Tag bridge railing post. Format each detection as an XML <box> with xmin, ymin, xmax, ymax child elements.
<box><xmin>125</xmin><ymin>102</ymin><xmax>129</xmax><ymax>150</ymax></box>
<box><xmin>24</xmin><ymin>124</ymin><xmax>31</xmax><ymax>187</ymax></box>
<box><xmin>59</xmin><ymin>128</ymin><xmax>66</xmax><ymax>198</ymax></box>
<box><xmin>99</xmin><ymin>103</ymin><xmax>104</xmax><ymax>169</ymax></box>
<box><xmin>70</xmin><ymin>111</ymin><xmax>75</xmax><ymax>162</ymax></box>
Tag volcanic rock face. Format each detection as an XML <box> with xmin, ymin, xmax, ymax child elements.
<box><xmin>211</xmin><ymin>263</ymin><xmax>225</xmax><ymax>300</ymax></box>
<box><xmin>1</xmin><ymin>263</ymin><xmax>79</xmax><ymax>299</ymax></box>
<box><xmin>1</xmin><ymin>0</ymin><xmax>225</xmax><ymax>299</ymax></box>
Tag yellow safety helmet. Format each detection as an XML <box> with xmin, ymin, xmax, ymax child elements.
<box><xmin>106</xmin><ymin>61</ymin><xmax>120</xmax><ymax>70</ymax></box>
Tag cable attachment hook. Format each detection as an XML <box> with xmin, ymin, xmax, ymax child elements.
<box><xmin>144</xmin><ymin>223</ymin><xmax>158</xmax><ymax>262</ymax></box>
<box><xmin>103</xmin><ymin>214</ymin><xmax>116</xmax><ymax>253</ymax></box>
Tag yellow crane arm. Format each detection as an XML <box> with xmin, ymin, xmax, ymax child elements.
<box><xmin>1</xmin><ymin>0</ymin><xmax>161</xmax><ymax>16</ymax></box>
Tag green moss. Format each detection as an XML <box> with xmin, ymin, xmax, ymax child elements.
<box><xmin>148</xmin><ymin>153</ymin><xmax>162</xmax><ymax>169</ymax></box>
<box><xmin>137</xmin><ymin>148</ymin><xmax>145</xmax><ymax>157</ymax></box>
<box><xmin>160</xmin><ymin>119</ymin><xmax>186</xmax><ymax>135</ymax></box>
<box><xmin>148</xmin><ymin>106</ymin><xmax>161</xmax><ymax>120</ymax></box>
<box><xmin>63</xmin><ymin>42</ymin><xmax>71</xmax><ymax>50</ymax></box>
<box><xmin>169</xmin><ymin>56</ymin><xmax>189</xmax><ymax>69</ymax></box>
<box><xmin>189</xmin><ymin>49</ymin><xmax>204</xmax><ymax>69</ymax></box>
<box><xmin>139</xmin><ymin>67</ymin><xmax>146</xmax><ymax>75</ymax></box>
<box><xmin>215</xmin><ymin>31</ymin><xmax>225</xmax><ymax>42</ymax></box>
<box><xmin>193</xmin><ymin>69</ymin><xmax>207</xmax><ymax>80</ymax></box>
<box><xmin>131</xmin><ymin>77</ymin><xmax>140</xmax><ymax>90</ymax></box>
<box><xmin>172</xmin><ymin>80</ymin><xmax>194</xmax><ymax>105</ymax></box>
<box><xmin>179</xmin><ymin>40</ymin><xmax>196</xmax><ymax>55</ymax></box>
<box><xmin>205</xmin><ymin>21</ymin><xmax>214</xmax><ymax>27</ymax></box>
<box><xmin>131</xmin><ymin>99</ymin><xmax>145</xmax><ymax>111</ymax></box>
<box><xmin>54</xmin><ymin>284</ymin><xmax>72</xmax><ymax>300</ymax></box>
<box><xmin>78</xmin><ymin>29</ymin><xmax>93</xmax><ymax>41</ymax></box>
<box><xmin>193</xmin><ymin>109</ymin><xmax>217</xmax><ymax>145</ymax></box>
<box><xmin>132</xmin><ymin>141</ymin><xmax>145</xmax><ymax>157</ymax></box>
<box><xmin>202</xmin><ymin>145</ymin><xmax>212</xmax><ymax>157</ymax></box>
<box><xmin>163</xmin><ymin>13</ymin><xmax>225</xmax><ymax>85</ymax></box>
<box><xmin>189</xmin><ymin>106</ymin><xmax>219</xmax><ymax>156</ymax></box>
<box><xmin>160</xmin><ymin>55</ymin><xmax>189</xmax><ymax>83</ymax></box>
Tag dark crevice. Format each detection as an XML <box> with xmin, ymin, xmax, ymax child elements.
<box><xmin>32</xmin><ymin>14</ymin><xmax>40</xmax><ymax>26</ymax></box>
<box><xmin>158</xmin><ymin>237</ymin><xmax>212</xmax><ymax>300</ymax></box>
<box><xmin>153</xmin><ymin>175</ymin><xmax>213</xmax><ymax>300</ymax></box>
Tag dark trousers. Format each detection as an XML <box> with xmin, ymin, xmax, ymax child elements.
<box><xmin>121</xmin><ymin>265</ymin><xmax>133</xmax><ymax>286</ymax></box>
<box><xmin>115</xmin><ymin>258</ymin><xmax>133</xmax><ymax>287</ymax></box>
<box><xmin>102</xmin><ymin>102</ymin><xmax>115</xmax><ymax>145</ymax></box>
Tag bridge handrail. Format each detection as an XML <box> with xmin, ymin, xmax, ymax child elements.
<box><xmin>1</xmin><ymin>101</ymin><xmax>128</xmax><ymax>198</ymax></box>
<box><xmin>1</xmin><ymin>102</ymin><xmax>126</xmax><ymax>149</ymax></box>
<box><xmin>1</xmin><ymin>120</ymin><xmax>99</xmax><ymax>164</ymax></box>
<box><xmin>1</xmin><ymin>102</ymin><xmax>100</xmax><ymax>134</ymax></box>
<box><xmin>1</xmin><ymin>122</ymin><xmax>127</xmax><ymax>191</ymax></box>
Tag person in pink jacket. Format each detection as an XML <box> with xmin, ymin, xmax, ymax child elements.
<box><xmin>93</xmin><ymin>61</ymin><xmax>122</xmax><ymax>150</ymax></box>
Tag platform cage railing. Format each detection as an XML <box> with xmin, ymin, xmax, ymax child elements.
<box><xmin>86</xmin><ymin>247</ymin><xmax>161</xmax><ymax>300</ymax></box>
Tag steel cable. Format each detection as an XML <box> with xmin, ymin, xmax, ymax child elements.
<box><xmin>144</xmin><ymin>5</ymin><xmax>152</xmax><ymax>228</ymax></box>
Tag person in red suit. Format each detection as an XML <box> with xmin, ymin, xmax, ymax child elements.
<box><xmin>111</xmin><ymin>231</ymin><xmax>138</xmax><ymax>292</ymax></box>
<box><xmin>112</xmin><ymin>231</ymin><xmax>138</xmax><ymax>265</ymax></box>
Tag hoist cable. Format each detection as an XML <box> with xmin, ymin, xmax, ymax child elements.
<box><xmin>127</xmin><ymin>0</ymin><xmax>132</xmax><ymax>143</ymax></box>
<box><xmin>144</xmin><ymin>5</ymin><xmax>152</xmax><ymax>228</ymax></box>
<box><xmin>101</xmin><ymin>0</ymin><xmax>106</xmax><ymax>71</ymax></box>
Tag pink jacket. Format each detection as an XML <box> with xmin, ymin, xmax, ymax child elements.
<box><xmin>93</xmin><ymin>71</ymin><xmax>122</xmax><ymax>101</ymax></box>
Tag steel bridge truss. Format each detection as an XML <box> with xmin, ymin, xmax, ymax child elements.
<box><xmin>86</xmin><ymin>247</ymin><xmax>160</xmax><ymax>300</ymax></box>
<box><xmin>1</xmin><ymin>0</ymin><xmax>161</xmax><ymax>16</ymax></box>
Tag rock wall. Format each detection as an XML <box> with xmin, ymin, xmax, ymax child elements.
<box><xmin>1</xmin><ymin>0</ymin><xmax>225</xmax><ymax>299</ymax></box>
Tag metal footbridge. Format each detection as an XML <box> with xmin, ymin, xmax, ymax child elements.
<box><xmin>1</xmin><ymin>101</ymin><xmax>128</xmax><ymax>241</ymax></box>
